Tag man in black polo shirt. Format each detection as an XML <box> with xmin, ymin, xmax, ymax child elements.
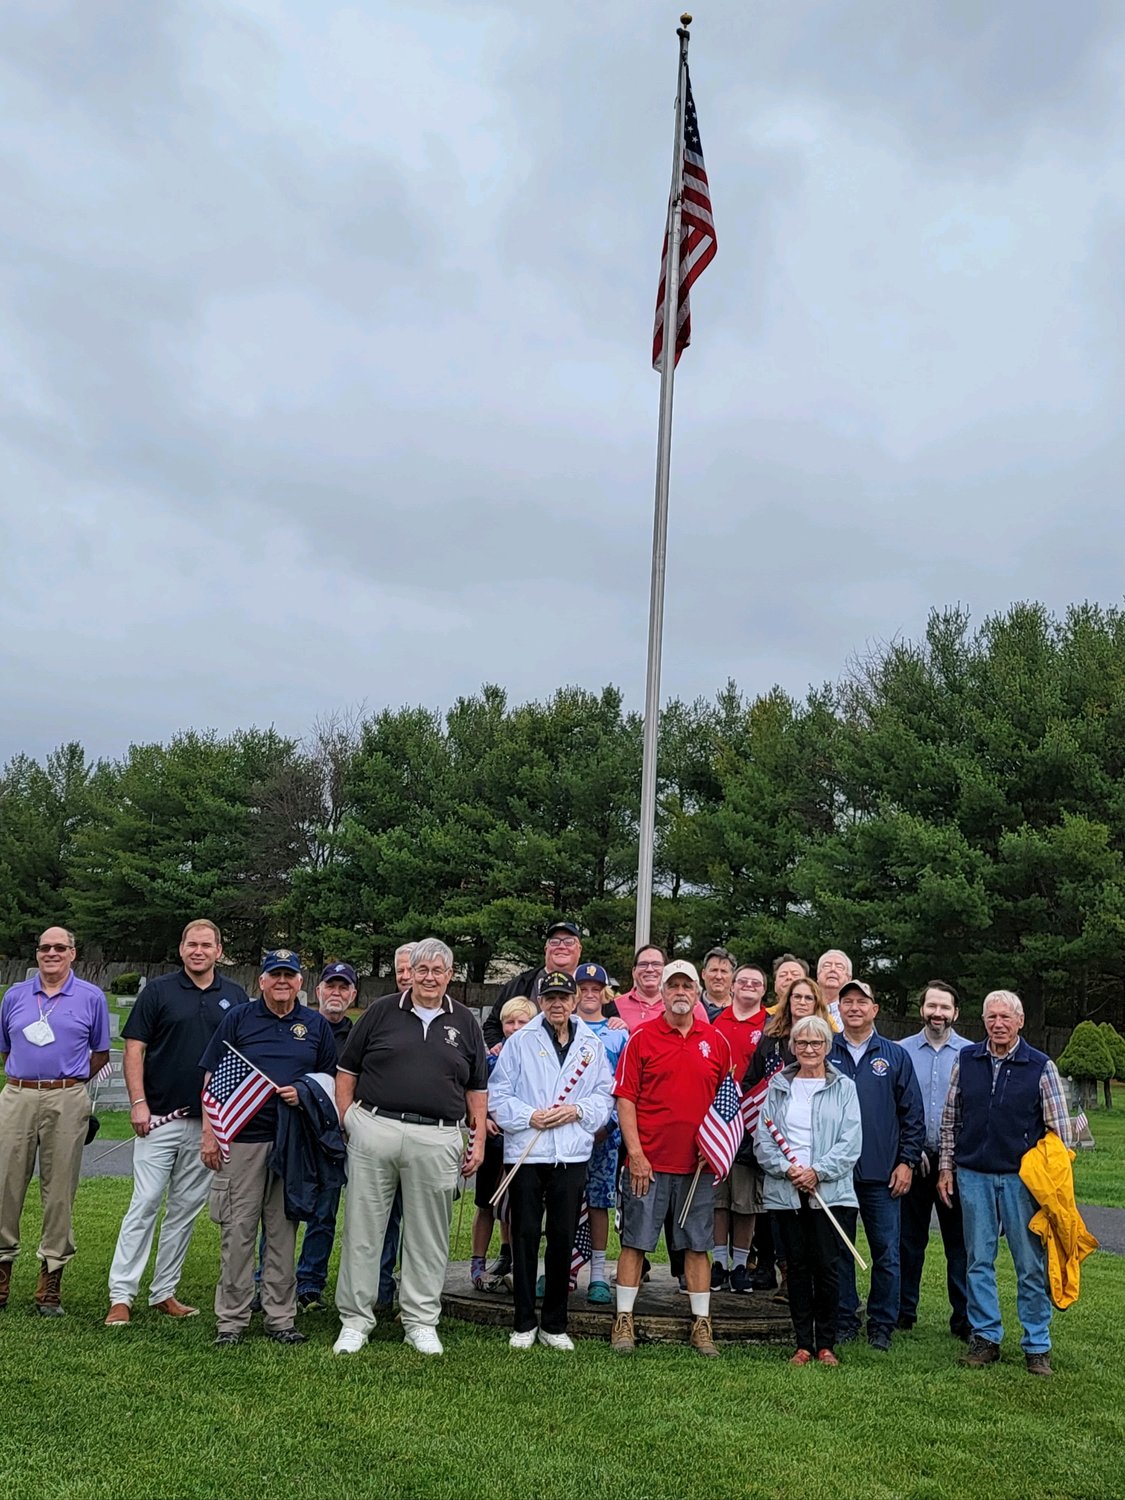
<box><xmin>105</xmin><ymin>919</ymin><xmax>248</xmax><ymax>1326</ymax></box>
<box><xmin>200</xmin><ymin>950</ymin><xmax>336</xmax><ymax>1347</ymax></box>
<box><xmin>332</xmin><ymin>937</ymin><xmax>488</xmax><ymax>1357</ymax></box>
<box><xmin>483</xmin><ymin>921</ymin><xmax>583</xmax><ymax>1046</ymax></box>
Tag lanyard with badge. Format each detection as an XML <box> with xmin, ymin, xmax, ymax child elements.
<box><xmin>23</xmin><ymin>994</ymin><xmax>61</xmax><ymax>1048</ymax></box>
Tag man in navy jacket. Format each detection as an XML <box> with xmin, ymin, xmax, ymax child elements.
<box><xmin>829</xmin><ymin>980</ymin><xmax>924</xmax><ymax>1351</ymax></box>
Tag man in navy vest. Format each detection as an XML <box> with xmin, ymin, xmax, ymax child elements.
<box><xmin>938</xmin><ymin>990</ymin><xmax>1072</xmax><ymax>1377</ymax></box>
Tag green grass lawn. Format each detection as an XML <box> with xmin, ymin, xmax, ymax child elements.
<box><xmin>0</xmin><ymin>1180</ymin><xmax>1120</xmax><ymax>1500</ymax></box>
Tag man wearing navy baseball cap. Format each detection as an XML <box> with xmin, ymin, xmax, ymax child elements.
<box><xmin>293</xmin><ymin>962</ymin><xmax>359</xmax><ymax>1311</ymax></box>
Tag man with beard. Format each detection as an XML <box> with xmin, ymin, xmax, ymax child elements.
<box><xmin>898</xmin><ymin>981</ymin><xmax>971</xmax><ymax>1340</ymax></box>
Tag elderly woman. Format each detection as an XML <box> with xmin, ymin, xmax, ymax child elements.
<box><xmin>754</xmin><ymin>1014</ymin><xmax>861</xmax><ymax>1366</ymax></box>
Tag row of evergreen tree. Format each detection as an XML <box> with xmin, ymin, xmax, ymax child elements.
<box><xmin>6</xmin><ymin>601</ymin><xmax>1125</xmax><ymax>1030</ymax></box>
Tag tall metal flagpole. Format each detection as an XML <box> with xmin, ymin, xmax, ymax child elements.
<box><xmin>635</xmin><ymin>15</ymin><xmax>692</xmax><ymax>951</ymax></box>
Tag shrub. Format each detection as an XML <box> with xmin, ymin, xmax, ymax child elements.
<box><xmin>1098</xmin><ymin>1023</ymin><xmax>1125</xmax><ymax>1081</ymax></box>
<box><xmin>109</xmin><ymin>971</ymin><xmax>142</xmax><ymax>996</ymax></box>
<box><xmin>1058</xmin><ymin>1020</ymin><xmax>1115</xmax><ymax>1109</ymax></box>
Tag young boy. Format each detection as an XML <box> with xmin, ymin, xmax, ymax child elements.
<box><xmin>471</xmin><ymin>997</ymin><xmax>537</xmax><ymax>1290</ymax></box>
<box><xmin>573</xmin><ymin>964</ymin><xmax>628</xmax><ymax>1303</ymax></box>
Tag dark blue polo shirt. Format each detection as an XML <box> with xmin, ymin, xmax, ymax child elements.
<box><xmin>122</xmin><ymin>969</ymin><xmax>249</xmax><ymax>1116</ymax></box>
<box><xmin>200</xmin><ymin>998</ymin><xmax>337</xmax><ymax>1142</ymax></box>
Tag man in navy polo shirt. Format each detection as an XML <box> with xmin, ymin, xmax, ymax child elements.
<box><xmin>200</xmin><ymin>950</ymin><xmax>336</xmax><ymax>1347</ymax></box>
<box><xmin>106</xmin><ymin>918</ymin><xmax>248</xmax><ymax>1326</ymax></box>
<box><xmin>830</xmin><ymin>979</ymin><xmax>924</xmax><ymax>1352</ymax></box>
<box><xmin>295</xmin><ymin>961</ymin><xmax>356</xmax><ymax>1312</ymax></box>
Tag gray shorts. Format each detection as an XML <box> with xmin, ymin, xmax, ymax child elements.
<box><xmin>620</xmin><ymin>1169</ymin><xmax>715</xmax><ymax>1254</ymax></box>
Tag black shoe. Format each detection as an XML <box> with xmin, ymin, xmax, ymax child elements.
<box><xmin>837</xmin><ymin>1324</ymin><xmax>861</xmax><ymax>1344</ymax></box>
<box><xmin>487</xmin><ymin>1253</ymin><xmax>512</xmax><ymax>1279</ymax></box>
<box><xmin>963</xmin><ymin>1335</ymin><xmax>1001</xmax><ymax>1367</ymax></box>
<box><xmin>250</xmin><ymin>1290</ymin><xmax>262</xmax><ymax>1314</ymax></box>
<box><xmin>266</xmin><ymin>1327</ymin><xmax>307</xmax><ymax>1345</ymax></box>
<box><xmin>297</xmin><ymin>1293</ymin><xmax>325</xmax><ymax>1314</ymax></box>
<box><xmin>868</xmin><ymin>1329</ymin><xmax>892</xmax><ymax>1352</ymax></box>
<box><xmin>214</xmin><ymin>1331</ymin><xmax>243</xmax><ymax>1347</ymax></box>
<box><xmin>748</xmin><ymin>1269</ymin><xmax>778</xmax><ymax>1292</ymax></box>
<box><xmin>729</xmin><ymin>1264</ymin><xmax>751</xmax><ymax>1294</ymax></box>
<box><xmin>710</xmin><ymin>1263</ymin><xmax>729</xmax><ymax>1292</ymax></box>
<box><xmin>896</xmin><ymin>1315</ymin><xmax>916</xmax><ymax>1331</ymax></box>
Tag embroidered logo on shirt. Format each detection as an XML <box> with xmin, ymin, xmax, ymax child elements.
<box><xmin>698</xmin><ymin>1039</ymin><xmax>712</xmax><ymax>1058</ymax></box>
<box><xmin>290</xmin><ymin>1023</ymin><xmax>308</xmax><ymax>1039</ymax></box>
<box><xmin>444</xmin><ymin>1026</ymin><xmax>460</xmax><ymax>1047</ymax></box>
<box><xmin>219</xmin><ymin>998</ymin><xmax>230</xmax><ymax>1009</ymax></box>
<box><xmin>870</xmin><ymin>1057</ymin><xmax>889</xmax><ymax>1076</ymax></box>
<box><xmin>579</xmin><ymin>1045</ymin><xmax>594</xmax><ymax>1066</ymax></box>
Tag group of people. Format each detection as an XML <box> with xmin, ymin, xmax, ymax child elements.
<box><xmin>0</xmin><ymin>921</ymin><xmax>1072</xmax><ymax>1376</ymax></box>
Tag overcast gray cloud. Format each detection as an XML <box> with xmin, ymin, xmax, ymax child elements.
<box><xmin>3</xmin><ymin>0</ymin><xmax>1124</xmax><ymax>761</ymax></box>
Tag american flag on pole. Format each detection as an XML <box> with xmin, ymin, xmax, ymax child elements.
<box><xmin>696</xmin><ymin>1073</ymin><xmax>744</xmax><ymax>1181</ymax></box>
<box><xmin>652</xmin><ymin>68</ymin><xmax>717</xmax><ymax>370</ymax></box>
<box><xmin>741</xmin><ymin>1050</ymin><xmax>785</xmax><ymax>1136</ymax></box>
<box><xmin>202</xmin><ymin>1045</ymin><xmax>275</xmax><ymax>1160</ymax></box>
<box><xmin>569</xmin><ymin>1195</ymin><xmax>593</xmax><ymax>1290</ymax></box>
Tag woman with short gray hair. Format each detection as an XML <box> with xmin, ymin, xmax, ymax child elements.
<box><xmin>754</xmin><ymin>1013</ymin><xmax>861</xmax><ymax>1366</ymax></box>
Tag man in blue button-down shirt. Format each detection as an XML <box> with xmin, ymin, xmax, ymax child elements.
<box><xmin>898</xmin><ymin>981</ymin><xmax>971</xmax><ymax>1340</ymax></box>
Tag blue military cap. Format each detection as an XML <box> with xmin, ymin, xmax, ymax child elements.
<box><xmin>261</xmin><ymin>948</ymin><xmax>302</xmax><ymax>975</ymax></box>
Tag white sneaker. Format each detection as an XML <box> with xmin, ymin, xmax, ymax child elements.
<box><xmin>537</xmin><ymin>1329</ymin><xmax>575</xmax><ymax>1351</ymax></box>
<box><xmin>403</xmin><ymin>1325</ymin><xmax>444</xmax><ymax>1356</ymax></box>
<box><xmin>333</xmin><ymin>1328</ymin><xmax>367</xmax><ymax>1355</ymax></box>
<box><xmin>509</xmin><ymin>1327</ymin><xmax>537</xmax><ymax>1349</ymax></box>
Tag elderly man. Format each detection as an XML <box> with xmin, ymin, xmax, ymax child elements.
<box><xmin>829</xmin><ymin>979</ymin><xmax>924</xmax><ymax>1351</ymax></box>
<box><xmin>572</xmin><ymin>964</ymin><xmax>628</xmax><ymax>1303</ymax></box>
<box><xmin>199</xmin><ymin>950</ymin><xmax>337</xmax><ymax>1347</ymax></box>
<box><xmin>771</xmin><ymin>954</ymin><xmax>809</xmax><ymax>1013</ymax></box>
<box><xmin>700</xmin><ymin>947</ymin><xmax>737</xmax><ymax>1018</ymax></box>
<box><xmin>816</xmin><ymin>950</ymin><xmax>852</xmax><ymax>1028</ymax></box>
<box><xmin>898</xmin><ymin>981</ymin><xmax>971</xmax><ymax>1340</ymax></box>
<box><xmin>105</xmin><ymin>918</ymin><xmax>248</xmax><ymax>1326</ymax></box>
<box><xmin>294</xmin><ymin>961</ymin><xmax>358</xmax><ymax>1313</ymax></box>
<box><xmin>484</xmin><ymin>922</ymin><xmax>583</xmax><ymax>1045</ymax></box>
<box><xmin>0</xmin><ymin>926</ymin><xmax>110</xmax><ymax>1316</ymax></box>
<box><xmin>333</xmin><ymin>937</ymin><xmax>488</xmax><ymax>1357</ymax></box>
<box><xmin>710</xmin><ymin>963</ymin><xmax>769</xmax><ymax>1292</ymax></box>
<box><xmin>938</xmin><ymin>990</ymin><xmax>1071</xmax><ymax>1376</ymax></box>
<box><xmin>393</xmin><ymin>943</ymin><xmax>415</xmax><ymax>991</ymax></box>
<box><xmin>610</xmin><ymin>960</ymin><xmax>732</xmax><ymax>1358</ymax></box>
<box><xmin>489</xmin><ymin>971</ymin><xmax>612</xmax><ymax>1350</ymax></box>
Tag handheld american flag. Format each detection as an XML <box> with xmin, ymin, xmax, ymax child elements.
<box><xmin>569</xmin><ymin>1195</ymin><xmax>593</xmax><ymax>1291</ymax></box>
<box><xmin>696</xmin><ymin>1073</ymin><xmax>744</xmax><ymax>1181</ymax></box>
<box><xmin>741</xmin><ymin>1050</ymin><xmax>784</xmax><ymax>1136</ymax></box>
<box><xmin>652</xmin><ymin>67</ymin><xmax>716</xmax><ymax>370</ymax></box>
<box><xmin>202</xmin><ymin>1044</ymin><xmax>275</xmax><ymax>1161</ymax></box>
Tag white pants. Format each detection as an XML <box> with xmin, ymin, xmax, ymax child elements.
<box><xmin>107</xmin><ymin>1119</ymin><xmax>211</xmax><ymax>1306</ymax></box>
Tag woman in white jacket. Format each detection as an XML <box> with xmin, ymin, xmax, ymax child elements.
<box><xmin>488</xmin><ymin>971</ymin><xmax>613</xmax><ymax>1351</ymax></box>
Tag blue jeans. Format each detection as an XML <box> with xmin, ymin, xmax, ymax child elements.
<box><xmin>836</xmin><ymin>1182</ymin><xmax>901</xmax><ymax>1337</ymax></box>
<box><xmin>295</xmin><ymin>1179</ymin><xmax>344</xmax><ymax>1296</ymax></box>
<box><xmin>957</xmin><ymin>1167</ymin><xmax>1052</xmax><ymax>1354</ymax></box>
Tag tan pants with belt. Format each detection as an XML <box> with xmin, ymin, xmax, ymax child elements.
<box><xmin>209</xmin><ymin>1142</ymin><xmax>297</xmax><ymax>1334</ymax></box>
<box><xmin>336</xmin><ymin>1107</ymin><xmax>461</xmax><ymax>1336</ymax></box>
<box><xmin>0</xmin><ymin>1082</ymin><xmax>90</xmax><ymax>1271</ymax></box>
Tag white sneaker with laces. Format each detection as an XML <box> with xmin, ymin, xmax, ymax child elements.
<box><xmin>537</xmin><ymin>1329</ymin><xmax>575</xmax><ymax>1351</ymax></box>
<box><xmin>509</xmin><ymin>1327</ymin><xmax>537</xmax><ymax>1349</ymax></box>
<box><xmin>333</xmin><ymin>1328</ymin><xmax>367</xmax><ymax>1355</ymax></box>
<box><xmin>404</xmin><ymin>1325</ymin><xmax>444</xmax><ymax>1356</ymax></box>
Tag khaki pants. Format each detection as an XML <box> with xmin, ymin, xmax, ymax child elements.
<box><xmin>209</xmin><ymin>1142</ymin><xmax>297</xmax><ymax>1334</ymax></box>
<box><xmin>336</xmin><ymin>1107</ymin><xmax>461</xmax><ymax>1336</ymax></box>
<box><xmin>0</xmin><ymin>1082</ymin><xmax>90</xmax><ymax>1271</ymax></box>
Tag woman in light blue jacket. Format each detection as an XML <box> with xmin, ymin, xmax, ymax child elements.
<box><xmin>754</xmin><ymin>1014</ymin><xmax>861</xmax><ymax>1366</ymax></box>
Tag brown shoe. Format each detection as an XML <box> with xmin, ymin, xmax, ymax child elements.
<box><xmin>690</xmin><ymin>1315</ymin><xmax>719</xmax><ymax>1358</ymax></box>
<box><xmin>0</xmin><ymin>1259</ymin><xmax>12</xmax><ymax>1309</ymax></box>
<box><xmin>771</xmin><ymin>1274</ymin><xmax>789</xmax><ymax>1304</ymax></box>
<box><xmin>1025</xmin><ymin>1352</ymin><xmax>1052</xmax><ymax>1377</ymax></box>
<box><xmin>817</xmin><ymin>1348</ymin><xmax>840</xmax><ymax>1366</ymax></box>
<box><xmin>153</xmin><ymin>1296</ymin><xmax>200</xmax><ymax>1318</ymax></box>
<box><xmin>610</xmin><ymin>1310</ymin><xmax>636</xmax><ymax>1354</ymax></box>
<box><xmin>34</xmin><ymin>1261</ymin><xmax>65</xmax><ymax>1318</ymax></box>
<box><xmin>962</xmin><ymin>1335</ymin><xmax>1001</xmax><ymax>1368</ymax></box>
<box><xmin>105</xmin><ymin>1302</ymin><xmax>131</xmax><ymax>1326</ymax></box>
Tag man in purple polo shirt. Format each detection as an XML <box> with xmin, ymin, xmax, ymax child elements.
<box><xmin>0</xmin><ymin>925</ymin><xmax>111</xmax><ymax>1316</ymax></box>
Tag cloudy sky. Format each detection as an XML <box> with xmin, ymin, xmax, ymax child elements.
<box><xmin>3</xmin><ymin>0</ymin><xmax>1123</xmax><ymax>763</ymax></box>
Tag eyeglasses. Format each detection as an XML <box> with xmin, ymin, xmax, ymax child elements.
<box><xmin>635</xmin><ymin>961</ymin><xmax>663</xmax><ymax>970</ymax></box>
<box><xmin>413</xmin><ymin>965</ymin><xmax>450</xmax><ymax>979</ymax></box>
<box><xmin>793</xmin><ymin>1040</ymin><xmax>827</xmax><ymax>1050</ymax></box>
<box><xmin>37</xmin><ymin>943</ymin><xmax>71</xmax><ymax>954</ymax></box>
<box><xmin>547</xmin><ymin>936</ymin><xmax>579</xmax><ymax>947</ymax></box>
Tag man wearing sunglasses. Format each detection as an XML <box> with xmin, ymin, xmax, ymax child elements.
<box><xmin>0</xmin><ymin>926</ymin><xmax>110</xmax><ymax>1316</ymax></box>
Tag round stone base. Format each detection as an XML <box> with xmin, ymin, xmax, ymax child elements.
<box><xmin>441</xmin><ymin>1262</ymin><xmax>793</xmax><ymax>1344</ymax></box>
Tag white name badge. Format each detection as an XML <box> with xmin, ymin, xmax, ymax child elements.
<box><xmin>22</xmin><ymin>1018</ymin><xmax>56</xmax><ymax>1047</ymax></box>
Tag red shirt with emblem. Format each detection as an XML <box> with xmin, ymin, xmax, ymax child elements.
<box><xmin>613</xmin><ymin>1016</ymin><xmax>733</xmax><ymax>1173</ymax></box>
<box><xmin>710</xmin><ymin>1005</ymin><xmax>768</xmax><ymax>1081</ymax></box>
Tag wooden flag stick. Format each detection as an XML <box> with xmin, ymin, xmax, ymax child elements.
<box><xmin>490</xmin><ymin>1131</ymin><xmax>541</xmax><ymax>1208</ymax></box>
<box><xmin>678</xmin><ymin>1160</ymin><xmax>705</xmax><ymax>1227</ymax></box>
<box><xmin>765</xmin><ymin>1117</ymin><xmax>867</xmax><ymax>1270</ymax></box>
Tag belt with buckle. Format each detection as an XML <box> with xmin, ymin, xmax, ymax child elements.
<box><xmin>358</xmin><ymin>1104</ymin><xmax>461</xmax><ymax>1128</ymax></box>
<box><xmin>7</xmin><ymin>1078</ymin><xmax>84</xmax><ymax>1091</ymax></box>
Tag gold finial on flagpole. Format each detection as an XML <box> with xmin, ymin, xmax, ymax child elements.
<box><xmin>680</xmin><ymin>13</ymin><xmax>692</xmax><ymax>24</ymax></box>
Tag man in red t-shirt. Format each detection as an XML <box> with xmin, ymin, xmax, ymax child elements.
<box><xmin>610</xmin><ymin>961</ymin><xmax>732</xmax><ymax>1358</ymax></box>
<box><xmin>709</xmin><ymin>963</ymin><xmax>769</xmax><ymax>1292</ymax></box>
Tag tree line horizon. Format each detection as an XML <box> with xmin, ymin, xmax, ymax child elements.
<box><xmin>5</xmin><ymin>599</ymin><xmax>1125</xmax><ymax>1034</ymax></box>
